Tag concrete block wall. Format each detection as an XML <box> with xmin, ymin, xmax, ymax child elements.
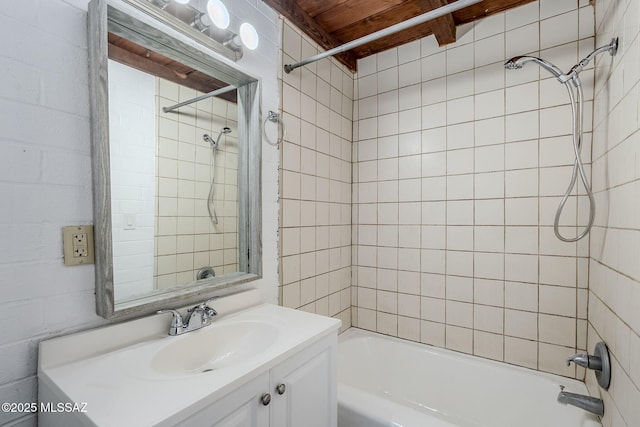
<box><xmin>0</xmin><ymin>1</ymin><xmax>279</xmax><ymax>425</ymax></box>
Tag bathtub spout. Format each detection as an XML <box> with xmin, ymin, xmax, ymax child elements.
<box><xmin>557</xmin><ymin>389</ymin><xmax>604</xmax><ymax>416</ymax></box>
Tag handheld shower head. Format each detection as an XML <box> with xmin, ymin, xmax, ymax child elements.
<box><xmin>504</xmin><ymin>55</ymin><xmax>566</xmax><ymax>80</ymax></box>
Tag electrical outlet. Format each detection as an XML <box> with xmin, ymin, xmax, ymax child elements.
<box><xmin>63</xmin><ymin>225</ymin><xmax>95</xmax><ymax>266</ymax></box>
<box><xmin>73</xmin><ymin>233</ymin><xmax>86</xmax><ymax>245</ymax></box>
<box><xmin>74</xmin><ymin>247</ymin><xmax>87</xmax><ymax>257</ymax></box>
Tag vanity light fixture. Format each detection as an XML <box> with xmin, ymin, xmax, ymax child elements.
<box><xmin>207</xmin><ymin>0</ymin><xmax>230</xmax><ymax>29</ymax></box>
<box><xmin>239</xmin><ymin>23</ymin><xmax>259</xmax><ymax>50</ymax></box>
<box><xmin>144</xmin><ymin>0</ymin><xmax>260</xmax><ymax>60</ymax></box>
<box><xmin>191</xmin><ymin>12</ymin><xmax>213</xmax><ymax>32</ymax></box>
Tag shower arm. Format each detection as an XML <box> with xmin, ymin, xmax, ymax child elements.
<box><xmin>567</xmin><ymin>38</ymin><xmax>619</xmax><ymax>82</ymax></box>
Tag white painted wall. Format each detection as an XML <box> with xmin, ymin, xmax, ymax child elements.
<box><xmin>0</xmin><ymin>0</ymin><xmax>278</xmax><ymax>425</ymax></box>
<box><xmin>108</xmin><ymin>59</ymin><xmax>156</xmax><ymax>300</ymax></box>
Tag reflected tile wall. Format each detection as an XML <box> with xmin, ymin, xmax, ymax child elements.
<box><xmin>155</xmin><ymin>79</ymin><xmax>239</xmax><ymax>288</ymax></box>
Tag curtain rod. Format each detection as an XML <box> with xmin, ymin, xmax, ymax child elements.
<box><xmin>284</xmin><ymin>0</ymin><xmax>483</xmax><ymax>74</ymax></box>
<box><xmin>163</xmin><ymin>85</ymin><xmax>236</xmax><ymax>113</ymax></box>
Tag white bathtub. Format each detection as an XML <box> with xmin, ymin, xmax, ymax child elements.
<box><xmin>337</xmin><ymin>329</ymin><xmax>602</xmax><ymax>427</ymax></box>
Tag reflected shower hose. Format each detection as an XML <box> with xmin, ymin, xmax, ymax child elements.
<box><xmin>207</xmin><ymin>143</ymin><xmax>219</xmax><ymax>225</ymax></box>
<box><xmin>203</xmin><ymin>127</ymin><xmax>231</xmax><ymax>226</ymax></box>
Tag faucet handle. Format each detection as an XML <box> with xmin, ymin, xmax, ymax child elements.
<box><xmin>567</xmin><ymin>353</ymin><xmax>603</xmax><ymax>370</ymax></box>
<box><xmin>566</xmin><ymin>353</ymin><xmax>590</xmax><ymax>368</ymax></box>
<box><xmin>199</xmin><ymin>297</ymin><xmax>220</xmax><ymax>317</ymax></box>
<box><xmin>157</xmin><ymin>309</ymin><xmax>185</xmax><ymax>335</ymax></box>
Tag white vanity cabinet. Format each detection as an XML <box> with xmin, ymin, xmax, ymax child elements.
<box><xmin>269</xmin><ymin>334</ymin><xmax>336</xmax><ymax>427</ymax></box>
<box><xmin>181</xmin><ymin>372</ymin><xmax>270</xmax><ymax>426</ymax></box>
<box><xmin>181</xmin><ymin>334</ymin><xmax>337</xmax><ymax>427</ymax></box>
<box><xmin>38</xmin><ymin>297</ymin><xmax>341</xmax><ymax>427</ymax></box>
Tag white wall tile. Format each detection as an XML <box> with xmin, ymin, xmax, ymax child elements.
<box><xmin>349</xmin><ymin>0</ymin><xmax>601</xmax><ymax>383</ymax></box>
<box><xmin>540</xmin><ymin>10</ymin><xmax>579</xmax><ymax>50</ymax></box>
<box><xmin>474</xmin><ymin>34</ymin><xmax>505</xmax><ymax>68</ymax></box>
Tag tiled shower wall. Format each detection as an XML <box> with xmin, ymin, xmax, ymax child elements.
<box><xmin>352</xmin><ymin>0</ymin><xmax>595</xmax><ymax>377</ymax></box>
<box><xmin>278</xmin><ymin>19</ymin><xmax>353</xmax><ymax>331</ymax></box>
<box><xmin>589</xmin><ymin>0</ymin><xmax>640</xmax><ymax>425</ymax></box>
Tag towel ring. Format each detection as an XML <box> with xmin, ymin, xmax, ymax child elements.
<box><xmin>264</xmin><ymin>110</ymin><xmax>285</xmax><ymax>146</ymax></box>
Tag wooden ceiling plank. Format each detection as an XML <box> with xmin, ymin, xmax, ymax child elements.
<box><xmin>451</xmin><ymin>0</ymin><xmax>536</xmax><ymax>23</ymax></box>
<box><xmin>419</xmin><ymin>0</ymin><xmax>456</xmax><ymax>46</ymax></box>
<box><xmin>297</xmin><ymin>0</ymin><xmax>349</xmax><ymax>18</ymax></box>
<box><xmin>262</xmin><ymin>0</ymin><xmax>358</xmax><ymax>71</ymax></box>
<box><xmin>336</xmin><ymin>0</ymin><xmax>534</xmax><ymax>59</ymax></box>
<box><xmin>330</xmin><ymin>2</ymin><xmax>427</xmax><ymax>44</ymax></box>
<box><xmin>315</xmin><ymin>0</ymin><xmax>404</xmax><ymax>34</ymax></box>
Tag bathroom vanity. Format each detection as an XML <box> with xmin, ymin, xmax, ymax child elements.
<box><xmin>38</xmin><ymin>290</ymin><xmax>341</xmax><ymax>426</ymax></box>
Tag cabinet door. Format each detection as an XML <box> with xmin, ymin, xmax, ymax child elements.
<box><xmin>178</xmin><ymin>372</ymin><xmax>270</xmax><ymax>427</ymax></box>
<box><xmin>270</xmin><ymin>334</ymin><xmax>337</xmax><ymax>427</ymax></box>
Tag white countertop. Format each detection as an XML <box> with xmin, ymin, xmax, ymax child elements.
<box><xmin>38</xmin><ymin>292</ymin><xmax>341</xmax><ymax>426</ymax></box>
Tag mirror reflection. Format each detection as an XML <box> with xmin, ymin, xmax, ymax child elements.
<box><xmin>107</xmin><ymin>33</ymin><xmax>240</xmax><ymax>303</ymax></box>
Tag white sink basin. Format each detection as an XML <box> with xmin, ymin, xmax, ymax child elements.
<box><xmin>151</xmin><ymin>320</ymin><xmax>280</xmax><ymax>375</ymax></box>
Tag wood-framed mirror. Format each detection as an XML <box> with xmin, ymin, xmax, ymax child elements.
<box><xmin>88</xmin><ymin>0</ymin><xmax>261</xmax><ymax>319</ymax></box>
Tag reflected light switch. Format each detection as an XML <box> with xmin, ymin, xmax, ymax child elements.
<box><xmin>124</xmin><ymin>213</ymin><xmax>136</xmax><ymax>230</ymax></box>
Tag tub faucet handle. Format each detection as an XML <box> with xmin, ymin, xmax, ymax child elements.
<box><xmin>566</xmin><ymin>342</ymin><xmax>611</xmax><ymax>390</ymax></box>
<box><xmin>566</xmin><ymin>353</ymin><xmax>602</xmax><ymax>370</ymax></box>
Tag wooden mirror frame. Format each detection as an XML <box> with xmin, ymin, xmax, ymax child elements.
<box><xmin>88</xmin><ymin>0</ymin><xmax>262</xmax><ymax>319</ymax></box>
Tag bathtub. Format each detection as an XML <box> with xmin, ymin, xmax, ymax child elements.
<box><xmin>337</xmin><ymin>329</ymin><xmax>602</xmax><ymax>427</ymax></box>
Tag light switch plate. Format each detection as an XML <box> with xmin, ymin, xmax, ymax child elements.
<box><xmin>62</xmin><ymin>225</ymin><xmax>95</xmax><ymax>266</ymax></box>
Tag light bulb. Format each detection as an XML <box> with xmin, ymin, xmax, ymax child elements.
<box><xmin>240</xmin><ymin>23</ymin><xmax>259</xmax><ymax>50</ymax></box>
<box><xmin>207</xmin><ymin>0</ymin><xmax>230</xmax><ymax>30</ymax></box>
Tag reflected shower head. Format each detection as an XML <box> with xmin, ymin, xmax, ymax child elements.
<box><xmin>204</xmin><ymin>127</ymin><xmax>232</xmax><ymax>148</ymax></box>
<box><xmin>215</xmin><ymin>127</ymin><xmax>232</xmax><ymax>146</ymax></box>
<box><xmin>504</xmin><ymin>55</ymin><xmax>566</xmax><ymax>80</ymax></box>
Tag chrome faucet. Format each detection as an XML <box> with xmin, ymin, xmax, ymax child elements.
<box><xmin>157</xmin><ymin>298</ymin><xmax>218</xmax><ymax>336</ymax></box>
<box><xmin>557</xmin><ymin>386</ymin><xmax>604</xmax><ymax>416</ymax></box>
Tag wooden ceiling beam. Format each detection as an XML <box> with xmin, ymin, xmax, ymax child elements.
<box><xmin>315</xmin><ymin>0</ymin><xmax>404</xmax><ymax>34</ymax></box>
<box><xmin>297</xmin><ymin>0</ymin><xmax>348</xmax><ymax>18</ymax></box>
<box><xmin>262</xmin><ymin>0</ymin><xmax>358</xmax><ymax>71</ymax></box>
<box><xmin>419</xmin><ymin>0</ymin><xmax>456</xmax><ymax>46</ymax></box>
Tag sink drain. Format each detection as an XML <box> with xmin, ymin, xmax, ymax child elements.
<box><xmin>201</xmin><ymin>368</ymin><xmax>215</xmax><ymax>373</ymax></box>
